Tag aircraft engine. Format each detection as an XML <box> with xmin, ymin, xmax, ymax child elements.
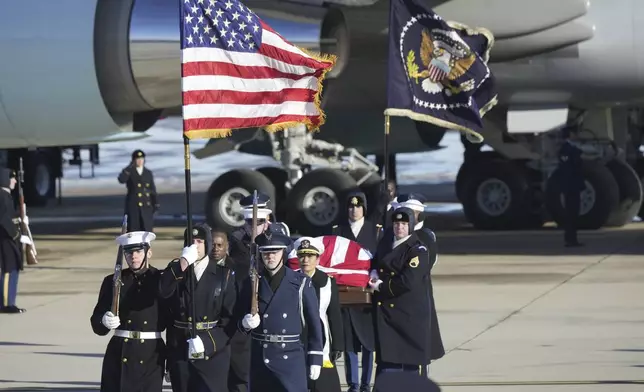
<box><xmin>0</xmin><ymin>0</ymin><xmax>178</xmax><ymax>149</ymax></box>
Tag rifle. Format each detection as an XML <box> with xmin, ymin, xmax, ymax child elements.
<box><xmin>111</xmin><ymin>214</ymin><xmax>128</xmax><ymax>316</ymax></box>
<box><xmin>249</xmin><ymin>190</ymin><xmax>260</xmax><ymax>316</ymax></box>
<box><xmin>17</xmin><ymin>158</ymin><xmax>38</xmax><ymax>265</ymax></box>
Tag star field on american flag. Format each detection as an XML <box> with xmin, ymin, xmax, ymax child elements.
<box><xmin>182</xmin><ymin>0</ymin><xmax>263</xmax><ymax>52</ymax></box>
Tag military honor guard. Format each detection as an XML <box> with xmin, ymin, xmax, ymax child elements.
<box><xmin>159</xmin><ymin>223</ymin><xmax>237</xmax><ymax>392</ymax></box>
<box><xmin>90</xmin><ymin>231</ymin><xmax>167</xmax><ymax>392</ymax></box>
<box><xmin>398</xmin><ymin>195</ymin><xmax>445</xmax><ymax>363</ymax></box>
<box><xmin>227</xmin><ymin>192</ymin><xmax>273</xmax><ymax>392</ymax></box>
<box><xmin>117</xmin><ymin>149</ymin><xmax>159</xmax><ymax>232</ymax></box>
<box><xmin>293</xmin><ymin>236</ymin><xmax>344</xmax><ymax>392</ymax></box>
<box><xmin>236</xmin><ymin>230</ymin><xmax>324</xmax><ymax>392</ymax></box>
<box><xmin>331</xmin><ymin>191</ymin><xmax>382</xmax><ymax>392</ymax></box>
<box><xmin>0</xmin><ymin>168</ymin><xmax>29</xmax><ymax>314</ymax></box>
<box><xmin>557</xmin><ymin>129</ymin><xmax>585</xmax><ymax>247</ymax></box>
<box><xmin>369</xmin><ymin>207</ymin><xmax>432</xmax><ymax>378</ymax></box>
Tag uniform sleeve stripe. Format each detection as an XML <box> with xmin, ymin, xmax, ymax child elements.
<box><xmin>308</xmin><ymin>351</ymin><xmax>324</xmax><ymax>355</ymax></box>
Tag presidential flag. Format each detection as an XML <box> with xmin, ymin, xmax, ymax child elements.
<box><xmin>287</xmin><ymin>235</ymin><xmax>372</xmax><ymax>287</ymax></box>
<box><xmin>181</xmin><ymin>0</ymin><xmax>336</xmax><ymax>140</ymax></box>
<box><xmin>384</xmin><ymin>0</ymin><xmax>498</xmax><ymax>143</ymax></box>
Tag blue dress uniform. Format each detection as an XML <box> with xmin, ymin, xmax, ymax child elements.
<box><xmin>117</xmin><ymin>150</ymin><xmax>159</xmax><ymax>232</ymax></box>
<box><xmin>90</xmin><ymin>231</ymin><xmax>168</xmax><ymax>392</ymax></box>
<box><xmin>159</xmin><ymin>224</ymin><xmax>237</xmax><ymax>392</ymax></box>
<box><xmin>557</xmin><ymin>135</ymin><xmax>585</xmax><ymax>246</ymax></box>
<box><xmin>371</xmin><ymin>208</ymin><xmax>432</xmax><ymax>375</ymax></box>
<box><xmin>236</xmin><ymin>231</ymin><xmax>324</xmax><ymax>392</ymax></box>
<box><xmin>227</xmin><ymin>192</ymin><xmax>272</xmax><ymax>392</ymax></box>
<box><xmin>0</xmin><ymin>168</ymin><xmax>25</xmax><ymax>314</ymax></box>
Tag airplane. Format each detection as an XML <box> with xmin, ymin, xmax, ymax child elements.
<box><xmin>1</xmin><ymin>0</ymin><xmax>642</xmax><ymax>234</ymax></box>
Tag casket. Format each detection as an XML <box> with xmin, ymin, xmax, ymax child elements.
<box><xmin>337</xmin><ymin>285</ymin><xmax>374</xmax><ymax>306</ymax></box>
<box><xmin>288</xmin><ymin>235</ymin><xmax>373</xmax><ymax>307</ymax></box>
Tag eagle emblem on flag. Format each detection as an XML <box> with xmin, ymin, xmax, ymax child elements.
<box><xmin>406</xmin><ymin>28</ymin><xmax>477</xmax><ymax>95</ymax></box>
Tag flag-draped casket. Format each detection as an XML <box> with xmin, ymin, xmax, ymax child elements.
<box><xmin>287</xmin><ymin>235</ymin><xmax>374</xmax><ymax>305</ymax></box>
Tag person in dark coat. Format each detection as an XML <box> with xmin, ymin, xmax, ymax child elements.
<box><xmin>331</xmin><ymin>191</ymin><xmax>384</xmax><ymax>392</ymax></box>
<box><xmin>227</xmin><ymin>192</ymin><xmax>272</xmax><ymax>392</ymax></box>
<box><xmin>373</xmin><ymin>372</ymin><xmax>441</xmax><ymax>392</ymax></box>
<box><xmin>235</xmin><ymin>231</ymin><xmax>324</xmax><ymax>392</ymax></box>
<box><xmin>293</xmin><ymin>236</ymin><xmax>343</xmax><ymax>392</ymax></box>
<box><xmin>0</xmin><ymin>168</ymin><xmax>28</xmax><ymax>314</ymax></box>
<box><xmin>117</xmin><ymin>149</ymin><xmax>159</xmax><ymax>232</ymax></box>
<box><xmin>90</xmin><ymin>231</ymin><xmax>167</xmax><ymax>392</ymax></box>
<box><xmin>557</xmin><ymin>129</ymin><xmax>585</xmax><ymax>247</ymax></box>
<box><xmin>159</xmin><ymin>223</ymin><xmax>237</xmax><ymax>392</ymax></box>
<box><xmin>369</xmin><ymin>208</ymin><xmax>432</xmax><ymax>377</ymax></box>
<box><xmin>398</xmin><ymin>196</ymin><xmax>445</xmax><ymax>365</ymax></box>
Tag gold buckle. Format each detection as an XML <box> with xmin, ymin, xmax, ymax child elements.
<box><xmin>130</xmin><ymin>331</ymin><xmax>141</xmax><ymax>339</ymax></box>
<box><xmin>195</xmin><ymin>322</ymin><xmax>204</xmax><ymax>330</ymax></box>
<box><xmin>190</xmin><ymin>350</ymin><xmax>205</xmax><ymax>360</ymax></box>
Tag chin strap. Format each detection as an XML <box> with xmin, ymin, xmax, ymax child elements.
<box><xmin>129</xmin><ymin>246</ymin><xmax>150</xmax><ymax>275</ymax></box>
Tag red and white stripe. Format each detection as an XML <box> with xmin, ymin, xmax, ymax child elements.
<box><xmin>181</xmin><ymin>21</ymin><xmax>334</xmax><ymax>137</ymax></box>
<box><xmin>287</xmin><ymin>235</ymin><xmax>373</xmax><ymax>288</ymax></box>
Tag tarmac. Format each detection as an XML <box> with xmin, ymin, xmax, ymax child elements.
<box><xmin>1</xmin><ymin>187</ymin><xmax>644</xmax><ymax>391</ymax></box>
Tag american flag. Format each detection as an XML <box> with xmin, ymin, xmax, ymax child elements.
<box><xmin>181</xmin><ymin>0</ymin><xmax>336</xmax><ymax>140</ymax></box>
<box><xmin>287</xmin><ymin>235</ymin><xmax>372</xmax><ymax>287</ymax></box>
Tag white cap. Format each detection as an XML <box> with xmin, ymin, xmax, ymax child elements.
<box><xmin>400</xmin><ymin>199</ymin><xmax>424</xmax><ymax>212</ymax></box>
<box><xmin>242</xmin><ymin>207</ymin><xmax>272</xmax><ymax>220</ymax></box>
<box><xmin>116</xmin><ymin>231</ymin><xmax>156</xmax><ymax>248</ymax></box>
<box><xmin>293</xmin><ymin>236</ymin><xmax>325</xmax><ymax>255</ymax></box>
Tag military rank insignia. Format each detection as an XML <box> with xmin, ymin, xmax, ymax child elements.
<box><xmin>409</xmin><ymin>256</ymin><xmax>419</xmax><ymax>268</ymax></box>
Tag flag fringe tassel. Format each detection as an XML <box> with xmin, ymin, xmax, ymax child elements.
<box><xmin>384</xmin><ymin>93</ymin><xmax>498</xmax><ymax>144</ymax></box>
<box><xmin>184</xmin><ymin>49</ymin><xmax>337</xmax><ymax>140</ymax></box>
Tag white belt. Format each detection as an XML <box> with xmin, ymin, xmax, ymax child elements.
<box><xmin>114</xmin><ymin>330</ymin><xmax>162</xmax><ymax>339</ymax></box>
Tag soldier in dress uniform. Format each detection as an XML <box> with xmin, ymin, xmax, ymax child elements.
<box><xmin>227</xmin><ymin>192</ymin><xmax>272</xmax><ymax>392</ymax></box>
<box><xmin>397</xmin><ymin>195</ymin><xmax>445</xmax><ymax>366</ymax></box>
<box><xmin>159</xmin><ymin>223</ymin><xmax>237</xmax><ymax>392</ymax></box>
<box><xmin>0</xmin><ymin>168</ymin><xmax>29</xmax><ymax>314</ymax></box>
<box><xmin>117</xmin><ymin>149</ymin><xmax>159</xmax><ymax>232</ymax></box>
<box><xmin>90</xmin><ymin>231</ymin><xmax>167</xmax><ymax>392</ymax></box>
<box><xmin>557</xmin><ymin>129</ymin><xmax>585</xmax><ymax>247</ymax></box>
<box><xmin>331</xmin><ymin>191</ymin><xmax>382</xmax><ymax>392</ymax></box>
<box><xmin>369</xmin><ymin>207</ymin><xmax>432</xmax><ymax>377</ymax></box>
<box><xmin>293</xmin><ymin>236</ymin><xmax>344</xmax><ymax>392</ymax></box>
<box><xmin>236</xmin><ymin>231</ymin><xmax>324</xmax><ymax>392</ymax></box>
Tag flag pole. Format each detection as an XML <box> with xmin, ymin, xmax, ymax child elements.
<box><xmin>383</xmin><ymin>115</ymin><xmax>391</xmax><ymax>187</ymax></box>
<box><xmin>183</xmin><ymin>135</ymin><xmax>198</xmax><ymax>342</ymax></box>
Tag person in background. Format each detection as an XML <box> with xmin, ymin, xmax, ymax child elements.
<box><xmin>557</xmin><ymin>128</ymin><xmax>585</xmax><ymax>247</ymax></box>
<box><xmin>0</xmin><ymin>168</ymin><xmax>29</xmax><ymax>314</ymax></box>
<box><xmin>294</xmin><ymin>236</ymin><xmax>344</xmax><ymax>392</ymax></box>
<box><xmin>117</xmin><ymin>149</ymin><xmax>159</xmax><ymax>232</ymax></box>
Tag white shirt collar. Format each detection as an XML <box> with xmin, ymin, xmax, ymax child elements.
<box><xmin>414</xmin><ymin>222</ymin><xmax>423</xmax><ymax>231</ymax></box>
<box><xmin>136</xmin><ymin>166</ymin><xmax>144</xmax><ymax>175</ymax></box>
<box><xmin>194</xmin><ymin>255</ymin><xmax>210</xmax><ymax>281</ymax></box>
<box><xmin>349</xmin><ymin>217</ymin><xmax>365</xmax><ymax>238</ymax></box>
<box><xmin>393</xmin><ymin>235</ymin><xmax>411</xmax><ymax>249</ymax></box>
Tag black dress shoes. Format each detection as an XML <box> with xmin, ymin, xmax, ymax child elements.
<box><xmin>0</xmin><ymin>306</ymin><xmax>26</xmax><ymax>314</ymax></box>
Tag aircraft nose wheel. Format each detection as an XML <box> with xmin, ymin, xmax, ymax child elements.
<box><xmin>218</xmin><ymin>187</ymin><xmax>250</xmax><ymax>227</ymax></box>
<box><xmin>476</xmin><ymin>178</ymin><xmax>512</xmax><ymax>217</ymax></box>
<box><xmin>302</xmin><ymin>186</ymin><xmax>339</xmax><ymax>226</ymax></box>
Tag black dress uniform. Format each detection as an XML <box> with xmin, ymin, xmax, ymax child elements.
<box><xmin>90</xmin><ymin>231</ymin><xmax>167</xmax><ymax>392</ymax></box>
<box><xmin>0</xmin><ymin>169</ymin><xmax>25</xmax><ymax>314</ymax></box>
<box><xmin>117</xmin><ymin>150</ymin><xmax>159</xmax><ymax>232</ymax></box>
<box><xmin>373</xmin><ymin>372</ymin><xmax>441</xmax><ymax>392</ymax></box>
<box><xmin>371</xmin><ymin>208</ymin><xmax>432</xmax><ymax>374</ymax></box>
<box><xmin>557</xmin><ymin>136</ymin><xmax>585</xmax><ymax>246</ymax></box>
<box><xmin>227</xmin><ymin>192</ymin><xmax>271</xmax><ymax>392</ymax></box>
<box><xmin>331</xmin><ymin>191</ymin><xmax>383</xmax><ymax>392</ymax></box>
<box><xmin>159</xmin><ymin>224</ymin><xmax>237</xmax><ymax>392</ymax></box>
<box><xmin>294</xmin><ymin>237</ymin><xmax>344</xmax><ymax>392</ymax></box>
<box><xmin>235</xmin><ymin>231</ymin><xmax>324</xmax><ymax>392</ymax></box>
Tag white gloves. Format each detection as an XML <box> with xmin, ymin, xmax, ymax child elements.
<box><xmin>309</xmin><ymin>364</ymin><xmax>321</xmax><ymax>380</ymax></box>
<box><xmin>187</xmin><ymin>336</ymin><xmax>205</xmax><ymax>358</ymax></box>
<box><xmin>102</xmin><ymin>311</ymin><xmax>120</xmax><ymax>329</ymax></box>
<box><xmin>368</xmin><ymin>270</ymin><xmax>382</xmax><ymax>291</ymax></box>
<box><xmin>22</xmin><ymin>215</ymin><xmax>29</xmax><ymax>225</ymax></box>
<box><xmin>181</xmin><ymin>244</ymin><xmax>198</xmax><ymax>265</ymax></box>
<box><xmin>242</xmin><ymin>313</ymin><xmax>260</xmax><ymax>330</ymax></box>
<box><xmin>19</xmin><ymin>235</ymin><xmax>32</xmax><ymax>245</ymax></box>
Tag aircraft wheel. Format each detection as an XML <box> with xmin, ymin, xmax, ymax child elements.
<box><xmin>455</xmin><ymin>151</ymin><xmax>504</xmax><ymax>203</ymax></box>
<box><xmin>285</xmin><ymin>168</ymin><xmax>357</xmax><ymax>236</ymax></box>
<box><xmin>461</xmin><ymin>159</ymin><xmax>542</xmax><ymax>230</ymax></box>
<box><xmin>604</xmin><ymin>160</ymin><xmax>643</xmax><ymax>227</ymax></box>
<box><xmin>545</xmin><ymin>161</ymin><xmax>619</xmax><ymax>230</ymax></box>
<box><xmin>23</xmin><ymin>151</ymin><xmax>55</xmax><ymax>207</ymax></box>
<box><xmin>204</xmin><ymin>169</ymin><xmax>276</xmax><ymax>231</ymax></box>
